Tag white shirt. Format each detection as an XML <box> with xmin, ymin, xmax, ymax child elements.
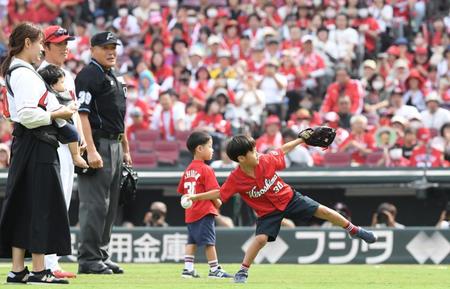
<box><xmin>329</xmin><ymin>28</ymin><xmax>359</xmax><ymax>59</ymax></box>
<box><xmin>285</xmin><ymin>145</ymin><xmax>314</xmax><ymax>167</ymax></box>
<box><xmin>257</xmin><ymin>74</ymin><xmax>287</xmax><ymax>104</ymax></box>
<box><xmin>421</xmin><ymin>108</ymin><xmax>450</xmax><ymax>131</ymax></box>
<box><xmin>394</xmin><ymin>105</ymin><xmax>420</xmax><ymax>119</ymax></box>
<box><xmin>6</xmin><ymin>58</ymin><xmax>54</xmax><ymax>129</ymax></box>
<box><xmin>150</xmin><ymin>104</ymin><xmax>185</xmax><ymax>140</ymax></box>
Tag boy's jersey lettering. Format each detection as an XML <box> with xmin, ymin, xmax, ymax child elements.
<box><xmin>184</xmin><ymin>170</ymin><xmax>201</xmax><ymax>180</ymax></box>
<box><xmin>246</xmin><ymin>174</ymin><xmax>283</xmax><ymax>198</ymax></box>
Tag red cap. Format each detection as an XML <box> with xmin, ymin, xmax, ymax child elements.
<box><xmin>265</xmin><ymin>115</ymin><xmax>281</xmax><ymax>127</ymax></box>
<box><xmin>217</xmin><ymin>9</ymin><xmax>229</xmax><ymax>18</ymax></box>
<box><xmin>387</xmin><ymin>45</ymin><xmax>400</xmax><ymax>56</ymax></box>
<box><xmin>416</xmin><ymin>127</ymin><xmax>431</xmax><ymax>141</ymax></box>
<box><xmin>415</xmin><ymin>46</ymin><xmax>428</xmax><ymax>55</ymax></box>
<box><xmin>44</xmin><ymin>26</ymin><xmax>75</xmax><ymax>43</ymax></box>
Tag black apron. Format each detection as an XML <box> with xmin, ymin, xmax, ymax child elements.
<box><xmin>0</xmin><ymin>124</ymin><xmax>71</xmax><ymax>258</ymax></box>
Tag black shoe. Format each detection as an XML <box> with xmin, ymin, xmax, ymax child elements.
<box><xmin>181</xmin><ymin>269</ymin><xmax>200</xmax><ymax>278</ymax></box>
<box><xmin>104</xmin><ymin>260</ymin><xmax>124</xmax><ymax>274</ymax></box>
<box><xmin>27</xmin><ymin>269</ymin><xmax>69</xmax><ymax>285</ymax></box>
<box><xmin>78</xmin><ymin>263</ymin><xmax>113</xmax><ymax>274</ymax></box>
<box><xmin>6</xmin><ymin>266</ymin><xmax>29</xmax><ymax>284</ymax></box>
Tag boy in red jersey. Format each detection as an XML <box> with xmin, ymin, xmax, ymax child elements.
<box><xmin>177</xmin><ymin>131</ymin><xmax>233</xmax><ymax>279</ymax></box>
<box><xmin>187</xmin><ymin>133</ymin><xmax>377</xmax><ymax>283</ymax></box>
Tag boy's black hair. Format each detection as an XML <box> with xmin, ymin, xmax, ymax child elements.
<box><xmin>38</xmin><ymin>64</ymin><xmax>65</xmax><ymax>86</ymax></box>
<box><xmin>226</xmin><ymin>135</ymin><xmax>256</xmax><ymax>162</ymax></box>
<box><xmin>186</xmin><ymin>131</ymin><xmax>212</xmax><ymax>155</ymax></box>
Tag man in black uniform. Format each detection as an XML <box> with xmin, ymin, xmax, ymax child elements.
<box><xmin>75</xmin><ymin>32</ymin><xmax>131</xmax><ymax>274</ymax></box>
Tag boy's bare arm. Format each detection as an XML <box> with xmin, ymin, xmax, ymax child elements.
<box><xmin>189</xmin><ymin>189</ymin><xmax>220</xmax><ymax>201</ymax></box>
<box><xmin>280</xmin><ymin>138</ymin><xmax>305</xmax><ymax>155</ymax></box>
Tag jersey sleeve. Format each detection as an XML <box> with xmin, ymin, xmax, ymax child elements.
<box><xmin>177</xmin><ymin>173</ymin><xmax>185</xmax><ymax>195</ymax></box>
<box><xmin>203</xmin><ymin>166</ymin><xmax>220</xmax><ymax>192</ymax></box>
<box><xmin>262</xmin><ymin>149</ymin><xmax>286</xmax><ymax>171</ymax></box>
<box><xmin>220</xmin><ymin>177</ymin><xmax>237</xmax><ymax>203</ymax></box>
<box><xmin>75</xmin><ymin>70</ymin><xmax>94</xmax><ymax>114</ymax></box>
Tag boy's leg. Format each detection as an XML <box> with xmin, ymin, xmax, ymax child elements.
<box><xmin>314</xmin><ymin>205</ymin><xmax>377</xmax><ymax>243</ymax></box>
<box><xmin>234</xmin><ymin>234</ymin><xmax>269</xmax><ymax>283</ymax></box>
<box><xmin>184</xmin><ymin>244</ymin><xmax>196</xmax><ymax>271</ymax></box>
<box><xmin>205</xmin><ymin>245</ymin><xmax>233</xmax><ymax>278</ymax></box>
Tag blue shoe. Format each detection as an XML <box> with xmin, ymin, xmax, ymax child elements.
<box><xmin>233</xmin><ymin>269</ymin><xmax>248</xmax><ymax>283</ymax></box>
<box><xmin>181</xmin><ymin>269</ymin><xmax>200</xmax><ymax>278</ymax></box>
<box><xmin>353</xmin><ymin>227</ymin><xmax>377</xmax><ymax>244</ymax></box>
<box><xmin>208</xmin><ymin>266</ymin><xmax>234</xmax><ymax>279</ymax></box>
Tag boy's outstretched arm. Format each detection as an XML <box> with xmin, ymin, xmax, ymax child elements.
<box><xmin>188</xmin><ymin>189</ymin><xmax>220</xmax><ymax>202</ymax></box>
<box><xmin>280</xmin><ymin>138</ymin><xmax>305</xmax><ymax>154</ymax></box>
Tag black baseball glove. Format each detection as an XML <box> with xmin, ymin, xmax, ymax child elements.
<box><xmin>119</xmin><ymin>164</ymin><xmax>139</xmax><ymax>206</ymax></box>
<box><xmin>298</xmin><ymin>126</ymin><xmax>336</xmax><ymax>147</ymax></box>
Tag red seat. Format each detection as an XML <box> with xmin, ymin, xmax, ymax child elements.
<box><xmin>153</xmin><ymin>140</ymin><xmax>180</xmax><ymax>165</ymax></box>
<box><xmin>134</xmin><ymin>130</ymin><xmax>160</xmax><ymax>141</ymax></box>
<box><xmin>323</xmin><ymin>152</ymin><xmax>352</xmax><ymax>167</ymax></box>
<box><xmin>175</xmin><ymin>130</ymin><xmax>191</xmax><ymax>152</ymax></box>
<box><xmin>131</xmin><ymin>152</ymin><xmax>157</xmax><ymax>169</ymax></box>
<box><xmin>128</xmin><ymin>142</ymin><xmax>138</xmax><ymax>152</ymax></box>
<box><xmin>137</xmin><ymin>141</ymin><xmax>154</xmax><ymax>152</ymax></box>
<box><xmin>365</xmin><ymin>151</ymin><xmax>385</xmax><ymax>167</ymax></box>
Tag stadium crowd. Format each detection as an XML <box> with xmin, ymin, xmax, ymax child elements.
<box><xmin>0</xmin><ymin>0</ymin><xmax>449</xmax><ymax>168</ymax></box>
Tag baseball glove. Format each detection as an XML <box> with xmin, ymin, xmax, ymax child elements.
<box><xmin>298</xmin><ymin>126</ymin><xmax>336</xmax><ymax>147</ymax></box>
<box><xmin>119</xmin><ymin>163</ymin><xmax>139</xmax><ymax>206</ymax></box>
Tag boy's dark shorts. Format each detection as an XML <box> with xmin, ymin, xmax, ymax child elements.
<box><xmin>256</xmin><ymin>191</ymin><xmax>320</xmax><ymax>242</ymax></box>
<box><xmin>187</xmin><ymin>214</ymin><xmax>216</xmax><ymax>246</ymax></box>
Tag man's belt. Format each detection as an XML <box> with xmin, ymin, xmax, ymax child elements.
<box><xmin>94</xmin><ymin>130</ymin><xmax>124</xmax><ymax>142</ymax></box>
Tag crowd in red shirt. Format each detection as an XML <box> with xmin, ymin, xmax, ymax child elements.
<box><xmin>0</xmin><ymin>0</ymin><xmax>449</xmax><ymax>168</ymax></box>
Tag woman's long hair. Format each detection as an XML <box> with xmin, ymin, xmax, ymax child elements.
<box><xmin>1</xmin><ymin>22</ymin><xmax>42</xmax><ymax>77</ymax></box>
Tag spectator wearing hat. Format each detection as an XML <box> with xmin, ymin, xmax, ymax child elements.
<box><xmin>287</xmin><ymin>108</ymin><xmax>313</xmax><ymax>133</ymax></box>
<box><xmin>321</xmin><ymin>64</ymin><xmax>364</xmax><ymax>115</ymax></box>
<box><xmin>126</xmin><ymin>107</ymin><xmax>149</xmax><ymax>141</ymax></box>
<box><xmin>112</xmin><ymin>4</ymin><xmax>140</xmax><ymax>46</ymax></box>
<box><xmin>388</xmin><ymin>86</ymin><xmax>420</xmax><ymax>119</ymax></box>
<box><xmin>421</xmin><ymin>92</ymin><xmax>450</xmax><ymax>131</ymax></box>
<box><xmin>386</xmin><ymin>58</ymin><xmax>410</xmax><ymax>92</ymax></box>
<box><xmin>394</xmin><ymin>37</ymin><xmax>413</xmax><ymax>64</ymax></box>
<box><xmin>413</xmin><ymin>46</ymin><xmax>429</xmax><ymax>77</ymax></box>
<box><xmin>187</xmin><ymin>47</ymin><xmax>205</xmax><ymax>76</ymax></box>
<box><xmin>210</xmin><ymin>50</ymin><xmax>237</xmax><ymax>79</ymax></box>
<box><xmin>136</xmin><ymin>62</ymin><xmax>159</xmax><ymax>106</ymax></box>
<box><xmin>323</xmin><ymin>112</ymin><xmax>350</xmax><ymax>152</ymax></box>
<box><xmin>361</xmin><ymin>59</ymin><xmax>378</xmax><ymax>91</ymax></box>
<box><xmin>297</xmin><ymin>35</ymin><xmax>326</xmax><ymax>92</ymax></box>
<box><xmin>247</xmin><ymin>44</ymin><xmax>266</xmax><ymax>75</ymax></box>
<box><xmin>265</xmin><ymin>36</ymin><xmax>281</xmax><ymax>61</ymax></box>
<box><xmin>409</xmin><ymin>127</ymin><xmax>444</xmax><ymax>167</ymax></box>
<box><xmin>255</xmin><ymin>115</ymin><xmax>283</xmax><ymax>153</ymax></box>
<box><xmin>151</xmin><ymin>91</ymin><xmax>186</xmax><ymax>141</ymax></box>
<box><xmin>224</xmin><ymin>20</ymin><xmax>241</xmax><ymax>60</ymax></box>
<box><xmin>403</xmin><ymin>69</ymin><xmax>426</xmax><ymax>111</ymax></box>
<box><xmin>204</xmin><ymin>35</ymin><xmax>221</xmax><ymax>66</ymax></box>
<box><xmin>257</xmin><ymin>58</ymin><xmax>288</xmax><ymax>119</ymax></box>
<box><xmin>390</xmin><ymin>115</ymin><xmax>408</xmax><ymax>144</ymax></box>
<box><xmin>339</xmin><ymin>115</ymin><xmax>376</xmax><ymax>166</ymax></box>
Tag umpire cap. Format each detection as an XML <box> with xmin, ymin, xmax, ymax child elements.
<box><xmin>91</xmin><ymin>32</ymin><xmax>121</xmax><ymax>47</ymax></box>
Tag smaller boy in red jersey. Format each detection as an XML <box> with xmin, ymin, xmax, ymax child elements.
<box><xmin>177</xmin><ymin>131</ymin><xmax>233</xmax><ymax>279</ymax></box>
<box><xmin>187</xmin><ymin>133</ymin><xmax>377</xmax><ymax>283</ymax></box>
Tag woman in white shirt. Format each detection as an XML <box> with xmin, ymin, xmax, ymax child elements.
<box><xmin>0</xmin><ymin>23</ymin><xmax>76</xmax><ymax>285</ymax></box>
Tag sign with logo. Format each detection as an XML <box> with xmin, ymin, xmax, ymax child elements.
<box><xmin>62</xmin><ymin>228</ymin><xmax>450</xmax><ymax>264</ymax></box>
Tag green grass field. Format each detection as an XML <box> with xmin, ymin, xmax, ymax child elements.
<box><xmin>1</xmin><ymin>263</ymin><xmax>449</xmax><ymax>288</ymax></box>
